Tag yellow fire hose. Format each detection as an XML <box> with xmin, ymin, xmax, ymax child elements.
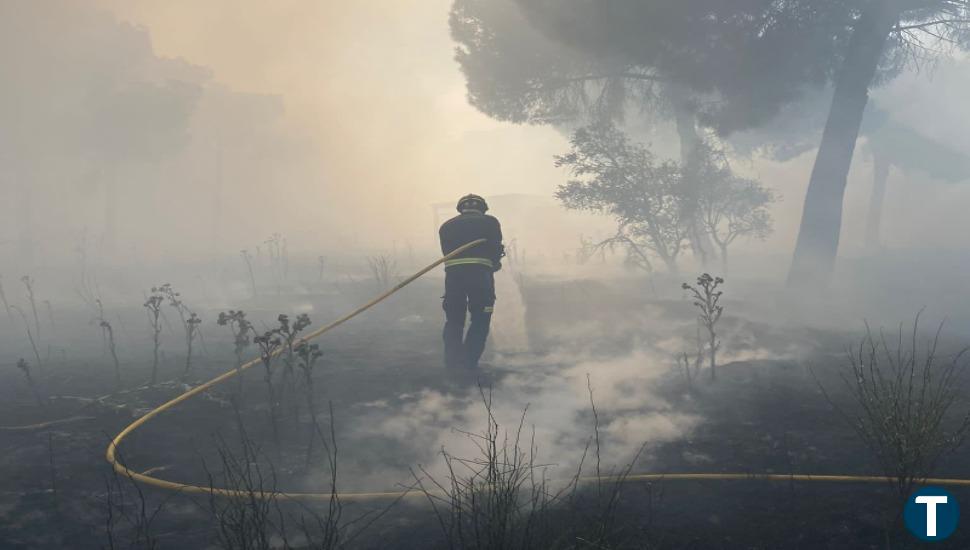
<box><xmin>104</xmin><ymin>238</ymin><xmax>970</xmax><ymax>502</ymax></box>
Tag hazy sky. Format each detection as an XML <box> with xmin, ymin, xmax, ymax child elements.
<box><xmin>95</xmin><ymin>0</ymin><xmax>573</xmax><ymax>252</ymax></box>
<box><xmin>3</xmin><ymin>1</ymin><xmax>967</xmax><ymax>269</ymax></box>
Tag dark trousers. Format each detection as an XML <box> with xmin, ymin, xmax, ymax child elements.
<box><xmin>442</xmin><ymin>266</ymin><xmax>495</xmax><ymax>368</ymax></box>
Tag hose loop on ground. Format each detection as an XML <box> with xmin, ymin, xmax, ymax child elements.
<box><xmin>105</xmin><ymin>239</ymin><xmax>486</xmax><ymax>501</ymax></box>
<box><xmin>104</xmin><ymin>237</ymin><xmax>970</xmax><ymax>500</ymax></box>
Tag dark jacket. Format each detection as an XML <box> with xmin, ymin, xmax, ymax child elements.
<box><xmin>439</xmin><ymin>211</ymin><xmax>504</xmax><ymax>270</ymax></box>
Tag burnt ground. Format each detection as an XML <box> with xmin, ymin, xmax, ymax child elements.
<box><xmin>2</xmin><ymin>274</ymin><xmax>970</xmax><ymax>549</ymax></box>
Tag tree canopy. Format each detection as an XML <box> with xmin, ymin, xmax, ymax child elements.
<box><xmin>452</xmin><ymin>0</ymin><xmax>865</xmax><ymax>132</ymax></box>
<box><xmin>555</xmin><ymin>124</ymin><xmax>689</xmax><ymax>271</ymax></box>
<box><xmin>452</xmin><ymin>0</ymin><xmax>970</xmax><ymax>285</ymax></box>
<box><xmin>555</xmin><ymin>124</ymin><xmax>774</xmax><ymax>272</ymax></box>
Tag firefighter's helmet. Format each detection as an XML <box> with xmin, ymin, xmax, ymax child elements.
<box><xmin>456</xmin><ymin>194</ymin><xmax>489</xmax><ymax>213</ymax></box>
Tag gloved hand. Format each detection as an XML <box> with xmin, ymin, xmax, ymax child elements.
<box><xmin>493</xmin><ymin>261</ymin><xmax>502</xmax><ymax>272</ymax></box>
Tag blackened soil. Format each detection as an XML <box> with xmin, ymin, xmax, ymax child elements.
<box><xmin>2</xmin><ymin>276</ymin><xmax>969</xmax><ymax>549</ymax></box>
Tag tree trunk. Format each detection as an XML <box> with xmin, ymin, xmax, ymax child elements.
<box><xmin>103</xmin><ymin>166</ymin><xmax>117</xmax><ymax>257</ymax></box>
<box><xmin>671</xmin><ymin>84</ymin><xmax>702</xmax><ymax>158</ymax></box>
<box><xmin>864</xmin><ymin>151</ymin><xmax>890</xmax><ymax>251</ymax></box>
<box><xmin>670</xmin><ymin>84</ymin><xmax>717</xmax><ymax>266</ymax></box>
<box><xmin>665</xmin><ymin>258</ymin><xmax>679</xmax><ymax>274</ymax></box>
<box><xmin>211</xmin><ymin>144</ymin><xmax>224</xmax><ymax>253</ymax></box>
<box><xmin>656</xmin><ymin>247</ymin><xmax>678</xmax><ymax>273</ymax></box>
<box><xmin>720</xmin><ymin>244</ymin><xmax>729</xmax><ymax>275</ymax></box>
<box><xmin>17</xmin><ymin>177</ymin><xmax>33</xmax><ymax>266</ymax></box>
<box><xmin>787</xmin><ymin>1</ymin><xmax>899</xmax><ymax>287</ymax></box>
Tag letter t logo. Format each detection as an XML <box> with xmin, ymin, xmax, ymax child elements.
<box><xmin>916</xmin><ymin>496</ymin><xmax>949</xmax><ymax>537</ymax></box>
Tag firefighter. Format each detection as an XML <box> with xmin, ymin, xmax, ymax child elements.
<box><xmin>439</xmin><ymin>194</ymin><xmax>504</xmax><ymax>369</ymax></box>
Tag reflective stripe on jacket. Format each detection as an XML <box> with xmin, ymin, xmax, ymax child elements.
<box><xmin>438</xmin><ymin>211</ymin><xmax>503</xmax><ymax>270</ymax></box>
<box><xmin>444</xmin><ymin>257</ymin><xmax>494</xmax><ymax>268</ymax></box>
